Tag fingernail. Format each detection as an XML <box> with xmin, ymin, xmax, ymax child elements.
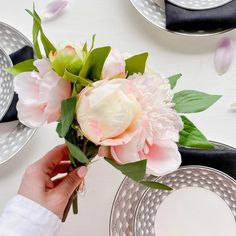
<box><xmin>77</xmin><ymin>166</ymin><xmax>88</xmax><ymax>178</ymax></box>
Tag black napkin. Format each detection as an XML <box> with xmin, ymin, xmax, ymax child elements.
<box><xmin>180</xmin><ymin>146</ymin><xmax>236</xmax><ymax>179</ymax></box>
<box><xmin>0</xmin><ymin>46</ymin><xmax>34</xmax><ymax>123</ymax></box>
<box><xmin>165</xmin><ymin>0</ymin><xmax>236</xmax><ymax>31</ymax></box>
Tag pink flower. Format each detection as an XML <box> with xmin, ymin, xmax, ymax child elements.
<box><xmin>14</xmin><ymin>58</ymin><xmax>71</xmax><ymax>128</ymax></box>
<box><xmin>77</xmin><ymin>72</ymin><xmax>183</xmax><ymax>176</ymax></box>
<box><xmin>102</xmin><ymin>49</ymin><xmax>126</xmax><ymax>80</ymax></box>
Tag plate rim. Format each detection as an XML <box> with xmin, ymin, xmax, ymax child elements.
<box><xmin>129</xmin><ymin>0</ymin><xmax>235</xmax><ymax>37</ymax></box>
<box><xmin>0</xmin><ymin>21</ymin><xmax>37</xmax><ymax>166</ymax></box>
<box><xmin>133</xmin><ymin>165</ymin><xmax>236</xmax><ymax>235</ymax></box>
<box><xmin>0</xmin><ymin>46</ymin><xmax>14</xmax><ymax>121</ymax></box>
<box><xmin>167</xmin><ymin>0</ymin><xmax>233</xmax><ymax>11</ymax></box>
<box><xmin>109</xmin><ymin>141</ymin><xmax>236</xmax><ymax>236</ymax></box>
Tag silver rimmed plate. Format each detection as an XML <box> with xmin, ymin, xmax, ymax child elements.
<box><xmin>135</xmin><ymin>166</ymin><xmax>236</xmax><ymax>236</ymax></box>
<box><xmin>0</xmin><ymin>48</ymin><xmax>13</xmax><ymax>121</ymax></box>
<box><xmin>129</xmin><ymin>0</ymin><xmax>234</xmax><ymax>36</ymax></box>
<box><xmin>109</xmin><ymin>142</ymin><xmax>236</xmax><ymax>236</ymax></box>
<box><xmin>168</xmin><ymin>0</ymin><xmax>232</xmax><ymax>10</ymax></box>
<box><xmin>0</xmin><ymin>22</ymin><xmax>36</xmax><ymax>165</ymax></box>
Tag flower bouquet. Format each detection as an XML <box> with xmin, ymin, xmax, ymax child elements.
<box><xmin>6</xmin><ymin>7</ymin><xmax>221</xmax><ymax>220</ymax></box>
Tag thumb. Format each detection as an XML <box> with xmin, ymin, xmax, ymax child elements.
<box><xmin>57</xmin><ymin>166</ymin><xmax>88</xmax><ymax>198</ymax></box>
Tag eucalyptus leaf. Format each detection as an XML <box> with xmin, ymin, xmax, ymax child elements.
<box><xmin>66</xmin><ymin>141</ymin><xmax>89</xmax><ymax>164</ymax></box>
<box><xmin>125</xmin><ymin>52</ymin><xmax>148</xmax><ymax>76</ymax></box>
<box><xmin>63</xmin><ymin>69</ymin><xmax>93</xmax><ymax>86</ymax></box>
<box><xmin>173</xmin><ymin>90</ymin><xmax>221</xmax><ymax>113</ymax></box>
<box><xmin>56</xmin><ymin>97</ymin><xmax>77</xmax><ymax>138</ymax></box>
<box><xmin>167</xmin><ymin>73</ymin><xmax>182</xmax><ymax>89</ymax></box>
<box><xmin>178</xmin><ymin>116</ymin><xmax>214</xmax><ymax>149</ymax></box>
<box><xmin>140</xmin><ymin>180</ymin><xmax>172</xmax><ymax>190</ymax></box>
<box><xmin>5</xmin><ymin>59</ymin><xmax>36</xmax><ymax>76</ymax></box>
<box><xmin>79</xmin><ymin>46</ymin><xmax>111</xmax><ymax>81</ymax></box>
<box><xmin>105</xmin><ymin>158</ymin><xmax>146</xmax><ymax>182</ymax></box>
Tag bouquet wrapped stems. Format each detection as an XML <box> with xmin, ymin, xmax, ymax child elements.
<box><xmin>62</xmin><ymin>165</ymin><xmax>86</xmax><ymax>222</ymax></box>
<box><xmin>62</xmin><ymin>186</ymin><xmax>78</xmax><ymax>222</ymax></box>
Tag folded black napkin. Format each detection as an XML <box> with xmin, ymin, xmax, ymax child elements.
<box><xmin>180</xmin><ymin>146</ymin><xmax>236</xmax><ymax>179</ymax></box>
<box><xmin>0</xmin><ymin>46</ymin><xmax>34</xmax><ymax>123</ymax></box>
<box><xmin>165</xmin><ymin>0</ymin><xmax>236</xmax><ymax>31</ymax></box>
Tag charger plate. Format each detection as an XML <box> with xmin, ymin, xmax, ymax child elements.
<box><xmin>0</xmin><ymin>22</ymin><xmax>36</xmax><ymax>165</ymax></box>
<box><xmin>109</xmin><ymin>142</ymin><xmax>236</xmax><ymax>236</ymax></box>
<box><xmin>0</xmin><ymin>48</ymin><xmax>13</xmax><ymax>121</ymax></box>
<box><xmin>129</xmin><ymin>0</ymin><xmax>234</xmax><ymax>36</ymax></box>
<box><xmin>168</xmin><ymin>0</ymin><xmax>232</xmax><ymax>10</ymax></box>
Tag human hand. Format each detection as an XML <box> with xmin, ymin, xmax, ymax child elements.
<box><xmin>18</xmin><ymin>144</ymin><xmax>87</xmax><ymax>219</ymax></box>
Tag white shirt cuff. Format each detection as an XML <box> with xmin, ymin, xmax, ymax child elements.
<box><xmin>0</xmin><ymin>195</ymin><xmax>61</xmax><ymax>236</ymax></box>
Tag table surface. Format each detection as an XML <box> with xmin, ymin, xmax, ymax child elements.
<box><xmin>0</xmin><ymin>0</ymin><xmax>236</xmax><ymax>235</ymax></box>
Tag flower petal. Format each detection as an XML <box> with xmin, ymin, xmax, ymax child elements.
<box><xmin>214</xmin><ymin>37</ymin><xmax>234</xmax><ymax>76</ymax></box>
<box><xmin>34</xmin><ymin>58</ymin><xmax>52</xmax><ymax>77</ymax></box>
<box><xmin>46</xmin><ymin>78</ymin><xmax>71</xmax><ymax>123</ymax></box>
<box><xmin>111</xmin><ymin>135</ymin><xmax>140</xmax><ymax>164</ymax></box>
<box><xmin>141</xmin><ymin>140</ymin><xmax>181</xmax><ymax>176</ymax></box>
<box><xmin>14</xmin><ymin>72</ymin><xmax>39</xmax><ymax>103</ymax></box>
<box><xmin>16</xmin><ymin>101</ymin><xmax>47</xmax><ymax>128</ymax></box>
<box><xmin>102</xmin><ymin>49</ymin><xmax>126</xmax><ymax>80</ymax></box>
<box><xmin>42</xmin><ymin>0</ymin><xmax>68</xmax><ymax>21</ymax></box>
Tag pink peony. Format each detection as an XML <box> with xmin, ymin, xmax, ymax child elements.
<box><xmin>14</xmin><ymin>58</ymin><xmax>71</xmax><ymax>128</ymax></box>
<box><xmin>102</xmin><ymin>49</ymin><xmax>126</xmax><ymax>80</ymax></box>
<box><xmin>77</xmin><ymin>72</ymin><xmax>183</xmax><ymax>176</ymax></box>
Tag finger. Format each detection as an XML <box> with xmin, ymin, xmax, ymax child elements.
<box><xmin>55</xmin><ymin>166</ymin><xmax>88</xmax><ymax>199</ymax></box>
<box><xmin>36</xmin><ymin>145</ymin><xmax>69</xmax><ymax>175</ymax></box>
<box><xmin>52</xmin><ymin>176</ymin><xmax>66</xmax><ymax>188</ymax></box>
<box><xmin>50</xmin><ymin>161</ymin><xmax>71</xmax><ymax>178</ymax></box>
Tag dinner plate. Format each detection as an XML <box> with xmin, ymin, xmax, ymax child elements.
<box><xmin>0</xmin><ymin>22</ymin><xmax>36</xmax><ymax>165</ymax></box>
<box><xmin>129</xmin><ymin>0</ymin><xmax>234</xmax><ymax>36</ymax></box>
<box><xmin>167</xmin><ymin>0</ymin><xmax>232</xmax><ymax>10</ymax></box>
<box><xmin>109</xmin><ymin>142</ymin><xmax>236</xmax><ymax>236</ymax></box>
<box><xmin>0</xmin><ymin>48</ymin><xmax>13</xmax><ymax>121</ymax></box>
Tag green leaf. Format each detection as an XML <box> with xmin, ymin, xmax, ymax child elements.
<box><xmin>105</xmin><ymin>158</ymin><xmax>146</xmax><ymax>182</ymax></box>
<box><xmin>40</xmin><ymin>31</ymin><xmax>56</xmax><ymax>57</ymax></box>
<box><xmin>26</xmin><ymin>7</ymin><xmax>56</xmax><ymax>58</ymax></box>
<box><xmin>79</xmin><ymin>46</ymin><xmax>111</xmax><ymax>81</ymax></box>
<box><xmin>56</xmin><ymin>97</ymin><xmax>77</xmax><ymax>138</ymax></box>
<box><xmin>82</xmin><ymin>42</ymin><xmax>88</xmax><ymax>55</ymax></box>
<box><xmin>89</xmin><ymin>34</ymin><xmax>96</xmax><ymax>51</ymax></box>
<box><xmin>173</xmin><ymin>90</ymin><xmax>221</xmax><ymax>113</ymax></box>
<box><xmin>125</xmin><ymin>52</ymin><xmax>148</xmax><ymax>76</ymax></box>
<box><xmin>26</xmin><ymin>9</ymin><xmax>42</xmax><ymax>58</ymax></box>
<box><xmin>5</xmin><ymin>59</ymin><xmax>36</xmax><ymax>75</ymax></box>
<box><xmin>140</xmin><ymin>180</ymin><xmax>172</xmax><ymax>190</ymax></box>
<box><xmin>69</xmin><ymin>154</ymin><xmax>77</xmax><ymax>168</ymax></box>
<box><xmin>167</xmin><ymin>73</ymin><xmax>182</xmax><ymax>89</ymax></box>
<box><xmin>178</xmin><ymin>116</ymin><xmax>214</xmax><ymax>149</ymax></box>
<box><xmin>66</xmin><ymin>141</ymin><xmax>89</xmax><ymax>164</ymax></box>
<box><xmin>63</xmin><ymin>69</ymin><xmax>93</xmax><ymax>86</ymax></box>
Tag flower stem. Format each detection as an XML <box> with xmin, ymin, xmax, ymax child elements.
<box><xmin>72</xmin><ymin>194</ymin><xmax>78</xmax><ymax>214</ymax></box>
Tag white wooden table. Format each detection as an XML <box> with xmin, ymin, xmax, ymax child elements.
<box><xmin>0</xmin><ymin>0</ymin><xmax>236</xmax><ymax>235</ymax></box>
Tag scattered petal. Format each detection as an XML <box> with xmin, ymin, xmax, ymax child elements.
<box><xmin>42</xmin><ymin>0</ymin><xmax>68</xmax><ymax>21</ymax></box>
<box><xmin>214</xmin><ymin>37</ymin><xmax>234</xmax><ymax>76</ymax></box>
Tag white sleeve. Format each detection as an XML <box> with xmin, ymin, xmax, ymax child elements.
<box><xmin>0</xmin><ymin>195</ymin><xmax>61</xmax><ymax>236</ymax></box>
